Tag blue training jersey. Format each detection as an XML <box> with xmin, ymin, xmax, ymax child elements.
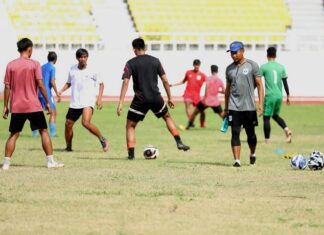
<box><xmin>39</xmin><ymin>62</ymin><xmax>55</xmax><ymax>99</ymax></box>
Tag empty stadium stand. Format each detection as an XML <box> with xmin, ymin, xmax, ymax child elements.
<box><xmin>127</xmin><ymin>0</ymin><xmax>292</xmax><ymax>50</ymax></box>
<box><xmin>3</xmin><ymin>0</ymin><xmax>102</xmax><ymax>50</ymax></box>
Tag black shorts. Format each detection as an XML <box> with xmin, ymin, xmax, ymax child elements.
<box><xmin>9</xmin><ymin>111</ymin><xmax>47</xmax><ymax>133</ymax></box>
<box><xmin>127</xmin><ymin>96</ymin><xmax>168</xmax><ymax>122</ymax></box>
<box><xmin>197</xmin><ymin>102</ymin><xmax>223</xmax><ymax>114</ymax></box>
<box><xmin>228</xmin><ymin>110</ymin><xmax>258</xmax><ymax>128</ymax></box>
<box><xmin>66</xmin><ymin>107</ymin><xmax>93</xmax><ymax>122</ymax></box>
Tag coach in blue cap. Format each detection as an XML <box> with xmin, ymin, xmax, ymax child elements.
<box><xmin>224</xmin><ymin>41</ymin><xmax>264</xmax><ymax>167</ymax></box>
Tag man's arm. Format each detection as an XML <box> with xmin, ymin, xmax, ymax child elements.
<box><xmin>161</xmin><ymin>74</ymin><xmax>174</xmax><ymax>108</ymax></box>
<box><xmin>117</xmin><ymin>78</ymin><xmax>129</xmax><ymax>116</ymax></box>
<box><xmin>96</xmin><ymin>83</ymin><xmax>104</xmax><ymax>110</ymax></box>
<box><xmin>224</xmin><ymin>82</ymin><xmax>231</xmax><ymax>115</ymax></box>
<box><xmin>170</xmin><ymin>78</ymin><xmax>186</xmax><ymax>87</ymax></box>
<box><xmin>58</xmin><ymin>83</ymin><xmax>71</xmax><ymax>95</ymax></box>
<box><xmin>255</xmin><ymin>76</ymin><xmax>264</xmax><ymax>116</ymax></box>
<box><xmin>282</xmin><ymin>78</ymin><xmax>290</xmax><ymax>105</ymax></box>
<box><xmin>3</xmin><ymin>85</ymin><xmax>10</xmax><ymax>119</ymax></box>
<box><xmin>50</xmin><ymin>79</ymin><xmax>61</xmax><ymax>102</ymax></box>
<box><xmin>37</xmin><ymin>79</ymin><xmax>52</xmax><ymax>114</ymax></box>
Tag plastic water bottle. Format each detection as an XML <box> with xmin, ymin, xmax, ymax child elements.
<box><xmin>220</xmin><ymin>116</ymin><xmax>229</xmax><ymax>133</ymax></box>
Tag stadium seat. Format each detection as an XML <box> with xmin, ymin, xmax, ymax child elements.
<box><xmin>3</xmin><ymin>0</ymin><xmax>100</xmax><ymax>43</ymax></box>
<box><xmin>127</xmin><ymin>0</ymin><xmax>292</xmax><ymax>43</ymax></box>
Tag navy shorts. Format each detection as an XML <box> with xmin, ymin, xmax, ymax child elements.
<box><xmin>197</xmin><ymin>101</ymin><xmax>223</xmax><ymax>114</ymax></box>
<box><xmin>228</xmin><ymin>110</ymin><xmax>258</xmax><ymax>128</ymax></box>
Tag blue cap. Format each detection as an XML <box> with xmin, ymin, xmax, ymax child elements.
<box><xmin>227</xmin><ymin>41</ymin><xmax>244</xmax><ymax>52</ymax></box>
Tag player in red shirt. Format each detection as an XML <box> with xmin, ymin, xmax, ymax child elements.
<box><xmin>2</xmin><ymin>38</ymin><xmax>64</xmax><ymax>170</ymax></box>
<box><xmin>186</xmin><ymin>65</ymin><xmax>225</xmax><ymax>129</ymax></box>
<box><xmin>170</xmin><ymin>59</ymin><xmax>207</xmax><ymax>128</ymax></box>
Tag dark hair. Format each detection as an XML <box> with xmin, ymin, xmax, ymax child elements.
<box><xmin>47</xmin><ymin>51</ymin><xmax>57</xmax><ymax>62</ymax></box>
<box><xmin>132</xmin><ymin>38</ymin><xmax>145</xmax><ymax>50</ymax></box>
<box><xmin>267</xmin><ymin>47</ymin><xmax>277</xmax><ymax>58</ymax></box>
<box><xmin>17</xmin><ymin>38</ymin><xmax>33</xmax><ymax>53</ymax></box>
<box><xmin>76</xmin><ymin>48</ymin><xmax>89</xmax><ymax>58</ymax></box>
<box><xmin>211</xmin><ymin>65</ymin><xmax>218</xmax><ymax>73</ymax></box>
<box><xmin>193</xmin><ymin>59</ymin><xmax>201</xmax><ymax>66</ymax></box>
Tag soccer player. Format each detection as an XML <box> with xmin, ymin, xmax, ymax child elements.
<box><xmin>33</xmin><ymin>51</ymin><xmax>60</xmax><ymax>137</ymax></box>
<box><xmin>260</xmin><ymin>47</ymin><xmax>292</xmax><ymax>143</ymax></box>
<box><xmin>170</xmin><ymin>59</ymin><xmax>207</xmax><ymax>128</ymax></box>
<box><xmin>186</xmin><ymin>65</ymin><xmax>225</xmax><ymax>129</ymax></box>
<box><xmin>59</xmin><ymin>48</ymin><xmax>108</xmax><ymax>152</ymax></box>
<box><xmin>117</xmin><ymin>38</ymin><xmax>190</xmax><ymax>160</ymax></box>
<box><xmin>2</xmin><ymin>38</ymin><xmax>64</xmax><ymax>170</ymax></box>
<box><xmin>224</xmin><ymin>41</ymin><xmax>264</xmax><ymax>167</ymax></box>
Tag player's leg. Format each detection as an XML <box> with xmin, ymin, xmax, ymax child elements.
<box><xmin>2</xmin><ymin>113</ymin><xmax>26</xmax><ymax>170</ymax></box>
<box><xmin>29</xmin><ymin>112</ymin><xmax>63</xmax><ymax>168</ymax></box>
<box><xmin>126</xmin><ymin>119</ymin><xmax>138</xmax><ymax>160</ymax></box>
<box><xmin>263</xmin><ymin>97</ymin><xmax>275</xmax><ymax>143</ymax></box>
<box><xmin>263</xmin><ymin>116</ymin><xmax>271</xmax><ymax>143</ymax></box>
<box><xmin>244</xmin><ymin>111</ymin><xmax>258</xmax><ymax>165</ymax></box>
<box><xmin>152</xmin><ymin>97</ymin><xmax>189</xmax><ymax>151</ymax></box>
<box><xmin>48</xmin><ymin>97</ymin><xmax>57</xmax><ymax>137</ymax></box>
<box><xmin>213</xmin><ymin>105</ymin><xmax>225</xmax><ymax>119</ymax></box>
<box><xmin>272</xmin><ymin>98</ymin><xmax>292</xmax><ymax>143</ymax></box>
<box><xmin>229</xmin><ymin>110</ymin><xmax>242</xmax><ymax>167</ymax></box>
<box><xmin>126</xmin><ymin>97</ymin><xmax>149</xmax><ymax>159</ymax></box>
<box><xmin>64</xmin><ymin>108</ymin><xmax>82</xmax><ymax>151</ymax></box>
<box><xmin>81</xmin><ymin>107</ymin><xmax>108</xmax><ymax>152</ymax></box>
<box><xmin>186</xmin><ymin>102</ymin><xmax>205</xmax><ymax>130</ymax></box>
<box><xmin>199</xmin><ymin>110</ymin><xmax>206</xmax><ymax>128</ymax></box>
<box><xmin>184</xmin><ymin>100</ymin><xmax>194</xmax><ymax>121</ymax></box>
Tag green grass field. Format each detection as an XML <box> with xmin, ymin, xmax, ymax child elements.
<box><xmin>0</xmin><ymin>101</ymin><xmax>324</xmax><ymax>235</ymax></box>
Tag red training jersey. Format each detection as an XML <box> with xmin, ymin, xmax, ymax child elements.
<box><xmin>4</xmin><ymin>57</ymin><xmax>43</xmax><ymax>113</ymax></box>
<box><xmin>183</xmin><ymin>70</ymin><xmax>206</xmax><ymax>105</ymax></box>
<box><xmin>203</xmin><ymin>75</ymin><xmax>224</xmax><ymax>107</ymax></box>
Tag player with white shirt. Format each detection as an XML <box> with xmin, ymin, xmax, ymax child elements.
<box><xmin>59</xmin><ymin>48</ymin><xmax>108</xmax><ymax>152</ymax></box>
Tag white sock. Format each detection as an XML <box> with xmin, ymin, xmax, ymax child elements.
<box><xmin>284</xmin><ymin>127</ymin><xmax>289</xmax><ymax>132</ymax></box>
<box><xmin>3</xmin><ymin>157</ymin><xmax>11</xmax><ymax>165</ymax></box>
<box><xmin>250</xmin><ymin>153</ymin><xmax>256</xmax><ymax>157</ymax></box>
<box><xmin>47</xmin><ymin>155</ymin><xmax>54</xmax><ymax>163</ymax></box>
<box><xmin>235</xmin><ymin>159</ymin><xmax>241</xmax><ymax>164</ymax></box>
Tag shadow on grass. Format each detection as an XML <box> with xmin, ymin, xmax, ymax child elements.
<box><xmin>166</xmin><ymin>159</ymin><xmax>231</xmax><ymax>167</ymax></box>
<box><xmin>28</xmin><ymin>148</ymin><xmax>104</xmax><ymax>153</ymax></box>
<box><xmin>10</xmin><ymin>164</ymin><xmax>45</xmax><ymax>168</ymax></box>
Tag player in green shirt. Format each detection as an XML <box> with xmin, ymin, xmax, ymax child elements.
<box><xmin>260</xmin><ymin>47</ymin><xmax>292</xmax><ymax>144</ymax></box>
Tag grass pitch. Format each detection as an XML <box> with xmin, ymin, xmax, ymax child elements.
<box><xmin>0</xmin><ymin>101</ymin><xmax>324</xmax><ymax>235</ymax></box>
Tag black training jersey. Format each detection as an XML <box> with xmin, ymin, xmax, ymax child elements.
<box><xmin>122</xmin><ymin>54</ymin><xmax>165</xmax><ymax>101</ymax></box>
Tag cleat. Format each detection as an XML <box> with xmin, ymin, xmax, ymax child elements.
<box><xmin>233</xmin><ymin>161</ymin><xmax>241</xmax><ymax>167</ymax></box>
<box><xmin>128</xmin><ymin>155</ymin><xmax>135</xmax><ymax>160</ymax></box>
<box><xmin>100</xmin><ymin>138</ymin><xmax>109</xmax><ymax>152</ymax></box>
<box><xmin>185</xmin><ymin>122</ymin><xmax>195</xmax><ymax>130</ymax></box>
<box><xmin>64</xmin><ymin>147</ymin><xmax>73</xmax><ymax>152</ymax></box>
<box><xmin>250</xmin><ymin>156</ymin><xmax>256</xmax><ymax>165</ymax></box>
<box><xmin>47</xmin><ymin>161</ymin><xmax>64</xmax><ymax>168</ymax></box>
<box><xmin>177</xmin><ymin>142</ymin><xmax>190</xmax><ymax>151</ymax></box>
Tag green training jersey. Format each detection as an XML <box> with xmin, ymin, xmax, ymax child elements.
<box><xmin>260</xmin><ymin>61</ymin><xmax>287</xmax><ymax>98</ymax></box>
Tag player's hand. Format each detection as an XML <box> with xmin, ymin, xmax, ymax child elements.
<box><xmin>46</xmin><ymin>103</ymin><xmax>52</xmax><ymax>115</ymax></box>
<box><xmin>287</xmin><ymin>96</ymin><xmax>291</xmax><ymax>105</ymax></box>
<box><xmin>168</xmin><ymin>100</ymin><xmax>175</xmax><ymax>109</ymax></box>
<box><xmin>96</xmin><ymin>99</ymin><xmax>103</xmax><ymax>110</ymax></box>
<box><xmin>56</xmin><ymin>93</ymin><xmax>61</xmax><ymax>103</ymax></box>
<box><xmin>257</xmin><ymin>106</ymin><xmax>263</xmax><ymax>117</ymax></box>
<box><xmin>117</xmin><ymin>103</ymin><xmax>122</xmax><ymax>116</ymax></box>
<box><xmin>2</xmin><ymin>106</ymin><xmax>9</xmax><ymax>119</ymax></box>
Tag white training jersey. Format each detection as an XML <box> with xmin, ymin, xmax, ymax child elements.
<box><xmin>67</xmin><ymin>64</ymin><xmax>102</xmax><ymax>109</ymax></box>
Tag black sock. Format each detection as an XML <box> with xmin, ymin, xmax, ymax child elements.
<box><xmin>174</xmin><ymin>135</ymin><xmax>181</xmax><ymax>144</ymax></box>
<box><xmin>128</xmin><ymin>148</ymin><xmax>135</xmax><ymax>157</ymax></box>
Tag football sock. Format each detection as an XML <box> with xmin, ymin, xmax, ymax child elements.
<box><xmin>49</xmin><ymin>123</ymin><xmax>56</xmax><ymax>136</ymax></box>
<box><xmin>174</xmin><ymin>135</ymin><xmax>181</xmax><ymax>144</ymax></box>
<box><xmin>47</xmin><ymin>155</ymin><xmax>54</xmax><ymax>163</ymax></box>
<box><xmin>128</xmin><ymin>148</ymin><xmax>135</xmax><ymax>158</ymax></box>
<box><xmin>235</xmin><ymin>159</ymin><xmax>241</xmax><ymax>164</ymax></box>
<box><xmin>99</xmin><ymin>136</ymin><xmax>106</xmax><ymax>142</ymax></box>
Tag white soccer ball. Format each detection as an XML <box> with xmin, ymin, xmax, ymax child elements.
<box><xmin>308</xmin><ymin>150</ymin><xmax>324</xmax><ymax>171</ymax></box>
<box><xmin>290</xmin><ymin>154</ymin><xmax>307</xmax><ymax>170</ymax></box>
<box><xmin>143</xmin><ymin>145</ymin><xmax>159</xmax><ymax>159</ymax></box>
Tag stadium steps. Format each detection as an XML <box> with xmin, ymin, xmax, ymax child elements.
<box><xmin>90</xmin><ymin>0</ymin><xmax>137</xmax><ymax>51</ymax></box>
